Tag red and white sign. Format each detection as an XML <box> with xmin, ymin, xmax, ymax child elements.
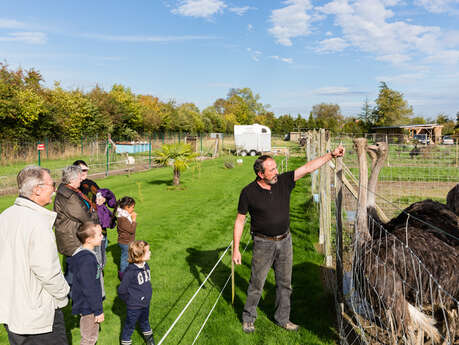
<box><xmin>37</xmin><ymin>144</ymin><xmax>45</xmax><ymax>151</ymax></box>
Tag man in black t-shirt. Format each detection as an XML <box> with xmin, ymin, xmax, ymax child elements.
<box><xmin>233</xmin><ymin>146</ymin><xmax>344</xmax><ymax>333</ymax></box>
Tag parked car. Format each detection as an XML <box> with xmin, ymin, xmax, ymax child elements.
<box><xmin>413</xmin><ymin>134</ymin><xmax>430</xmax><ymax>145</ymax></box>
<box><xmin>442</xmin><ymin>135</ymin><xmax>454</xmax><ymax>145</ymax></box>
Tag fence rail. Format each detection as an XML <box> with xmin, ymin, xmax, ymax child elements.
<box><xmin>307</xmin><ymin>130</ymin><xmax>459</xmax><ymax>345</ymax></box>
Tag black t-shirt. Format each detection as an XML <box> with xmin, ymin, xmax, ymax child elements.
<box><xmin>238</xmin><ymin>171</ymin><xmax>296</xmax><ymax>236</ymax></box>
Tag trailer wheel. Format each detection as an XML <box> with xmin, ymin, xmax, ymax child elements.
<box><xmin>249</xmin><ymin>150</ymin><xmax>257</xmax><ymax>156</ymax></box>
<box><xmin>240</xmin><ymin>150</ymin><xmax>248</xmax><ymax>156</ymax></box>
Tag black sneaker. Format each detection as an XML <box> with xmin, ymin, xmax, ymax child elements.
<box><xmin>242</xmin><ymin>321</ymin><xmax>255</xmax><ymax>333</ymax></box>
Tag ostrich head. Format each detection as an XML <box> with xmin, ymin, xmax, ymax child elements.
<box><xmin>353</xmin><ymin>138</ymin><xmax>371</xmax><ymax>244</ymax></box>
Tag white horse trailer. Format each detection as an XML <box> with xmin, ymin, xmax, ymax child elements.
<box><xmin>234</xmin><ymin>124</ymin><xmax>271</xmax><ymax>156</ymax></box>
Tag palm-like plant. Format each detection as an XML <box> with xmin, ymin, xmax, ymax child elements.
<box><xmin>155</xmin><ymin>143</ymin><xmax>197</xmax><ymax>185</ymax></box>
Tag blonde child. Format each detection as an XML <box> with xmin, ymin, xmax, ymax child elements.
<box><xmin>68</xmin><ymin>222</ymin><xmax>105</xmax><ymax>345</ymax></box>
<box><xmin>118</xmin><ymin>240</ymin><xmax>154</xmax><ymax>345</ymax></box>
<box><xmin>116</xmin><ymin>196</ymin><xmax>137</xmax><ymax>280</ymax></box>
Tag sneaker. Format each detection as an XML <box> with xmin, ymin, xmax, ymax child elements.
<box><xmin>144</xmin><ymin>334</ymin><xmax>155</xmax><ymax>345</ymax></box>
<box><xmin>277</xmin><ymin>321</ymin><xmax>299</xmax><ymax>331</ymax></box>
<box><xmin>242</xmin><ymin>321</ymin><xmax>255</xmax><ymax>333</ymax></box>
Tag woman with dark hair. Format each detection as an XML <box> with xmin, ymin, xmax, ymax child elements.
<box><xmin>72</xmin><ymin>160</ymin><xmax>116</xmax><ymax>267</ymax></box>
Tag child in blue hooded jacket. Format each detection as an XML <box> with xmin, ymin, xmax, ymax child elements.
<box><xmin>118</xmin><ymin>240</ymin><xmax>154</xmax><ymax>345</ymax></box>
<box><xmin>69</xmin><ymin>222</ymin><xmax>105</xmax><ymax>345</ymax></box>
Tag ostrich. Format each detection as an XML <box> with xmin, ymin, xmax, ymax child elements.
<box><xmin>446</xmin><ymin>183</ymin><xmax>459</xmax><ymax>216</ymax></box>
<box><xmin>366</xmin><ymin>142</ymin><xmax>459</xmax><ymax>248</ymax></box>
<box><xmin>353</xmin><ymin>138</ymin><xmax>459</xmax><ymax>344</ymax></box>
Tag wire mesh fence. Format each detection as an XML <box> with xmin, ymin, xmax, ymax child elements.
<box><xmin>306</xmin><ymin>130</ymin><xmax>459</xmax><ymax>345</ymax></box>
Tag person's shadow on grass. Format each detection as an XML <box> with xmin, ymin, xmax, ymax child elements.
<box><xmin>107</xmin><ymin>243</ymin><xmax>121</xmax><ymax>272</ymax></box>
<box><xmin>185</xmin><ymin>245</ymin><xmax>279</xmax><ymax>323</ymax></box>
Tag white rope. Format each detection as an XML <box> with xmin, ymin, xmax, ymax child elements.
<box><xmin>157</xmin><ymin>241</ymin><xmax>232</xmax><ymax>345</ymax></box>
<box><xmin>190</xmin><ymin>231</ymin><xmax>252</xmax><ymax>345</ymax></box>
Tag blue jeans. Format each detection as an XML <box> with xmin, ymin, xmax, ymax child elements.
<box><xmin>64</xmin><ymin>256</ymin><xmax>73</xmax><ymax>299</ymax></box>
<box><xmin>242</xmin><ymin>233</ymin><xmax>293</xmax><ymax>325</ymax></box>
<box><xmin>119</xmin><ymin>243</ymin><xmax>129</xmax><ymax>272</ymax></box>
<box><xmin>121</xmin><ymin>307</ymin><xmax>151</xmax><ymax>341</ymax></box>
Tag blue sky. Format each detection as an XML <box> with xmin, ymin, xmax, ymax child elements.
<box><xmin>1</xmin><ymin>0</ymin><xmax>458</xmax><ymax>119</ymax></box>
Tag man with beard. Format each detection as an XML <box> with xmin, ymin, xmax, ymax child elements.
<box><xmin>232</xmin><ymin>147</ymin><xmax>344</xmax><ymax>333</ymax></box>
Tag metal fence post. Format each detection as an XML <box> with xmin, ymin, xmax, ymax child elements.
<box><xmin>149</xmin><ymin>134</ymin><xmax>152</xmax><ymax>168</ymax></box>
<box><xmin>105</xmin><ymin>138</ymin><xmax>109</xmax><ymax>177</ymax></box>
<box><xmin>37</xmin><ymin>140</ymin><xmax>41</xmax><ymax>166</ymax></box>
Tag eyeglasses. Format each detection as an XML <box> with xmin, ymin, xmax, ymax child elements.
<box><xmin>39</xmin><ymin>182</ymin><xmax>56</xmax><ymax>189</ymax></box>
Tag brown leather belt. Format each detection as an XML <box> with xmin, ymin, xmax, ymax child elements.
<box><xmin>253</xmin><ymin>231</ymin><xmax>289</xmax><ymax>241</ymax></box>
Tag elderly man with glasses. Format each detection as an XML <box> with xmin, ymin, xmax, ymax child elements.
<box><xmin>0</xmin><ymin>166</ymin><xmax>70</xmax><ymax>345</ymax></box>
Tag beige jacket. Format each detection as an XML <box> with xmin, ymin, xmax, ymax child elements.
<box><xmin>0</xmin><ymin>197</ymin><xmax>70</xmax><ymax>334</ymax></box>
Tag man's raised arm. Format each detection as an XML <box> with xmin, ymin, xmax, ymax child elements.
<box><xmin>294</xmin><ymin>145</ymin><xmax>345</xmax><ymax>181</ymax></box>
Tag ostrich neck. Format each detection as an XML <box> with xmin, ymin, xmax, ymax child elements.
<box><xmin>354</xmin><ymin>138</ymin><xmax>371</xmax><ymax>243</ymax></box>
<box><xmin>367</xmin><ymin>143</ymin><xmax>388</xmax><ymax>209</ymax></box>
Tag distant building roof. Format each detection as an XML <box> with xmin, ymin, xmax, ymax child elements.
<box><xmin>372</xmin><ymin>124</ymin><xmax>443</xmax><ymax>129</ymax></box>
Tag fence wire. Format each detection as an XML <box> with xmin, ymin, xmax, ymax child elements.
<box><xmin>320</xmin><ymin>134</ymin><xmax>459</xmax><ymax>345</ymax></box>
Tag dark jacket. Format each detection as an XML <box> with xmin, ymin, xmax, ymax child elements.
<box><xmin>68</xmin><ymin>248</ymin><xmax>104</xmax><ymax>316</ymax></box>
<box><xmin>54</xmin><ymin>184</ymin><xmax>99</xmax><ymax>256</ymax></box>
<box><xmin>117</xmin><ymin>217</ymin><xmax>136</xmax><ymax>244</ymax></box>
<box><xmin>118</xmin><ymin>262</ymin><xmax>152</xmax><ymax>309</ymax></box>
<box><xmin>97</xmin><ymin>188</ymin><xmax>116</xmax><ymax>229</ymax></box>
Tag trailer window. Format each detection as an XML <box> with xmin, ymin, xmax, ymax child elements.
<box><xmin>261</xmin><ymin>128</ymin><xmax>267</xmax><ymax>133</ymax></box>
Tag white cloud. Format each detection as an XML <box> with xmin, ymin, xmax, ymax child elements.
<box><xmin>376</xmin><ymin>71</ymin><xmax>427</xmax><ymax>83</ymax></box>
<box><xmin>415</xmin><ymin>0</ymin><xmax>459</xmax><ymax>13</ymax></box>
<box><xmin>228</xmin><ymin>6</ymin><xmax>256</xmax><ymax>16</ymax></box>
<box><xmin>268</xmin><ymin>0</ymin><xmax>313</xmax><ymax>46</ymax></box>
<box><xmin>247</xmin><ymin>48</ymin><xmax>262</xmax><ymax>61</ymax></box>
<box><xmin>375</xmin><ymin>54</ymin><xmax>411</xmax><ymax>64</ymax></box>
<box><xmin>83</xmin><ymin>34</ymin><xmax>219</xmax><ymax>42</ymax></box>
<box><xmin>0</xmin><ymin>19</ymin><xmax>25</xmax><ymax>29</ymax></box>
<box><xmin>314</xmin><ymin>86</ymin><xmax>358</xmax><ymax>95</ymax></box>
<box><xmin>172</xmin><ymin>0</ymin><xmax>227</xmax><ymax>18</ymax></box>
<box><xmin>424</xmin><ymin>49</ymin><xmax>459</xmax><ymax>64</ymax></box>
<box><xmin>270</xmin><ymin>55</ymin><xmax>294</xmax><ymax>63</ymax></box>
<box><xmin>248</xmin><ymin>24</ymin><xmax>253</xmax><ymax>31</ymax></box>
<box><xmin>316</xmin><ymin>37</ymin><xmax>349</xmax><ymax>52</ymax></box>
<box><xmin>316</xmin><ymin>0</ymin><xmax>447</xmax><ymax>64</ymax></box>
<box><xmin>0</xmin><ymin>32</ymin><xmax>46</xmax><ymax>44</ymax></box>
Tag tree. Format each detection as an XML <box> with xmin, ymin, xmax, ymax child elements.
<box><xmin>154</xmin><ymin>143</ymin><xmax>197</xmax><ymax>185</ymax></box>
<box><xmin>138</xmin><ymin>95</ymin><xmax>162</xmax><ymax>133</ymax></box>
<box><xmin>48</xmin><ymin>84</ymin><xmax>99</xmax><ymax>142</ymax></box>
<box><xmin>0</xmin><ymin>63</ymin><xmax>47</xmax><ymax>139</ymax></box>
<box><xmin>202</xmin><ymin>106</ymin><xmax>226</xmax><ymax>133</ymax></box>
<box><xmin>358</xmin><ymin>97</ymin><xmax>376</xmax><ymax>131</ymax></box>
<box><xmin>372</xmin><ymin>82</ymin><xmax>413</xmax><ymax>126</ymax></box>
<box><xmin>436</xmin><ymin>113</ymin><xmax>455</xmax><ymax>134</ymax></box>
<box><xmin>311</xmin><ymin>103</ymin><xmax>344</xmax><ymax>132</ymax></box>
<box><xmin>342</xmin><ymin>117</ymin><xmax>365</xmax><ymax>134</ymax></box>
<box><xmin>273</xmin><ymin>114</ymin><xmax>295</xmax><ymax>134</ymax></box>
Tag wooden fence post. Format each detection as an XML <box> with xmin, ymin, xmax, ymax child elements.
<box><xmin>319</xmin><ymin>129</ymin><xmax>326</xmax><ymax>246</ymax></box>
<box><xmin>335</xmin><ymin>156</ymin><xmax>344</xmax><ymax>304</ymax></box>
<box><xmin>325</xmin><ymin>132</ymin><xmax>332</xmax><ymax>267</ymax></box>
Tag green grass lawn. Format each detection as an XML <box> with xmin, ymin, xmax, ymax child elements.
<box><xmin>0</xmin><ymin>156</ymin><xmax>336</xmax><ymax>345</ymax></box>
